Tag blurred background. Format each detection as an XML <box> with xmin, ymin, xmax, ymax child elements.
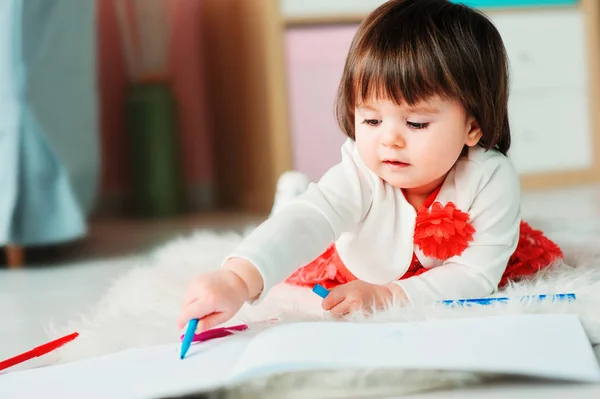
<box><xmin>1</xmin><ymin>0</ymin><xmax>599</xmax><ymax>268</ymax></box>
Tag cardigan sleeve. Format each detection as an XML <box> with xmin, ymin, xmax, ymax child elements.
<box><xmin>224</xmin><ymin>140</ymin><xmax>375</xmax><ymax>303</ymax></box>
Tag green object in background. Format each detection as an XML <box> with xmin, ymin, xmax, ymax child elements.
<box><xmin>125</xmin><ymin>82</ymin><xmax>184</xmax><ymax>217</ymax></box>
<box><xmin>450</xmin><ymin>0</ymin><xmax>577</xmax><ymax>7</ymax></box>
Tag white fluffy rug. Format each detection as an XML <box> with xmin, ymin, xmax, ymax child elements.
<box><xmin>50</xmin><ymin>216</ymin><xmax>600</xmax><ymax>397</ymax></box>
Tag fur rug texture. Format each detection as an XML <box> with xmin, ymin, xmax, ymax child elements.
<box><xmin>49</xmin><ymin>215</ymin><xmax>600</xmax><ymax>397</ymax></box>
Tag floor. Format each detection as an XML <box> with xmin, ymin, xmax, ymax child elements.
<box><xmin>1</xmin><ymin>184</ymin><xmax>600</xmax><ymax>398</ymax></box>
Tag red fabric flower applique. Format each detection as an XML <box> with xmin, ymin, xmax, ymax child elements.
<box><xmin>414</xmin><ymin>201</ymin><xmax>475</xmax><ymax>260</ymax></box>
<box><xmin>500</xmin><ymin>221</ymin><xmax>563</xmax><ymax>287</ymax></box>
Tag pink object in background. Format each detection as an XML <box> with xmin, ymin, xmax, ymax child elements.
<box><xmin>284</xmin><ymin>26</ymin><xmax>359</xmax><ymax>182</ymax></box>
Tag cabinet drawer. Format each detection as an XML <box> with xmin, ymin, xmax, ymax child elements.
<box><xmin>507</xmin><ymin>89</ymin><xmax>593</xmax><ymax>174</ymax></box>
<box><xmin>285</xmin><ymin>26</ymin><xmax>355</xmax><ymax>180</ymax></box>
<box><xmin>489</xmin><ymin>9</ymin><xmax>587</xmax><ymax>91</ymax></box>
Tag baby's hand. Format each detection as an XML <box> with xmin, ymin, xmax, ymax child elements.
<box><xmin>322</xmin><ymin>280</ymin><xmax>407</xmax><ymax>318</ymax></box>
<box><xmin>177</xmin><ymin>259</ymin><xmax>260</xmax><ymax>332</ymax></box>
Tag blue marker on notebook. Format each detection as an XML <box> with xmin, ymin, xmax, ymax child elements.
<box><xmin>180</xmin><ymin>318</ymin><xmax>199</xmax><ymax>359</ymax></box>
<box><xmin>438</xmin><ymin>293</ymin><xmax>576</xmax><ymax>306</ymax></box>
<box><xmin>312</xmin><ymin>283</ymin><xmax>573</xmax><ymax>307</ymax></box>
<box><xmin>313</xmin><ymin>284</ymin><xmax>330</xmax><ymax>299</ymax></box>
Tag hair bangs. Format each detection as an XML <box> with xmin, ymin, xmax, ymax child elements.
<box><xmin>352</xmin><ymin>31</ymin><xmax>458</xmax><ymax>109</ymax></box>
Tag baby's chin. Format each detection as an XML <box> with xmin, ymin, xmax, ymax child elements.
<box><xmin>379</xmin><ymin>173</ymin><xmax>439</xmax><ymax>192</ymax></box>
<box><xmin>364</xmin><ymin>162</ymin><xmax>441</xmax><ymax>190</ymax></box>
<box><xmin>378</xmin><ymin>174</ymin><xmax>420</xmax><ymax>189</ymax></box>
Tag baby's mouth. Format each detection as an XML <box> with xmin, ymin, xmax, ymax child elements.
<box><xmin>383</xmin><ymin>160</ymin><xmax>410</xmax><ymax>168</ymax></box>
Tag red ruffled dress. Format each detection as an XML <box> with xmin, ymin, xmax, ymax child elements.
<box><xmin>284</xmin><ymin>185</ymin><xmax>563</xmax><ymax>291</ymax></box>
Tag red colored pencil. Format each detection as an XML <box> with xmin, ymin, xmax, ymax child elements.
<box><xmin>0</xmin><ymin>332</ymin><xmax>79</xmax><ymax>372</ymax></box>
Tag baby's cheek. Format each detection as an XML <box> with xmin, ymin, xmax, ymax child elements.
<box><xmin>415</xmin><ymin>147</ymin><xmax>441</xmax><ymax>168</ymax></box>
<box><xmin>421</xmin><ymin>141</ymin><xmax>457</xmax><ymax>168</ymax></box>
<box><xmin>356</xmin><ymin>141</ymin><xmax>380</xmax><ymax>169</ymax></box>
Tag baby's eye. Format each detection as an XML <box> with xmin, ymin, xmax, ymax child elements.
<box><xmin>407</xmin><ymin>121</ymin><xmax>429</xmax><ymax>129</ymax></box>
<box><xmin>362</xmin><ymin>119</ymin><xmax>382</xmax><ymax>127</ymax></box>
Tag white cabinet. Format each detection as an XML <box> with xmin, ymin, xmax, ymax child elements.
<box><xmin>508</xmin><ymin>89</ymin><xmax>593</xmax><ymax>173</ymax></box>
<box><xmin>489</xmin><ymin>9</ymin><xmax>594</xmax><ymax>174</ymax></box>
<box><xmin>490</xmin><ymin>10</ymin><xmax>588</xmax><ymax>90</ymax></box>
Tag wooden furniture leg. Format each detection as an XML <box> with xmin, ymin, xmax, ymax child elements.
<box><xmin>6</xmin><ymin>245</ymin><xmax>24</xmax><ymax>268</ymax></box>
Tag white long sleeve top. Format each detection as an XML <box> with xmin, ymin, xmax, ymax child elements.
<box><xmin>226</xmin><ymin>139</ymin><xmax>521</xmax><ymax>305</ymax></box>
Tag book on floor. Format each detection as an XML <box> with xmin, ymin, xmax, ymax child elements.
<box><xmin>1</xmin><ymin>314</ymin><xmax>598</xmax><ymax>399</ymax></box>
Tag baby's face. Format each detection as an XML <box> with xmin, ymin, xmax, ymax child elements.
<box><xmin>353</xmin><ymin>95</ymin><xmax>482</xmax><ymax>192</ymax></box>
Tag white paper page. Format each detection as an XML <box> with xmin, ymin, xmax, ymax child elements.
<box><xmin>232</xmin><ymin>314</ymin><xmax>600</xmax><ymax>383</ymax></box>
<box><xmin>0</xmin><ymin>335</ymin><xmax>251</xmax><ymax>399</ymax></box>
<box><xmin>2</xmin><ymin>314</ymin><xmax>598</xmax><ymax>399</ymax></box>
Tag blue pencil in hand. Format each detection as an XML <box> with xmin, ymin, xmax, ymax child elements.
<box><xmin>313</xmin><ymin>284</ymin><xmax>330</xmax><ymax>299</ymax></box>
<box><xmin>180</xmin><ymin>318</ymin><xmax>199</xmax><ymax>359</ymax></box>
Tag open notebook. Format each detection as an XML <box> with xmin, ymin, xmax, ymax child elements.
<box><xmin>1</xmin><ymin>314</ymin><xmax>599</xmax><ymax>399</ymax></box>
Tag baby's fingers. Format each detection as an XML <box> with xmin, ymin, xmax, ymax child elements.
<box><xmin>329</xmin><ymin>299</ymin><xmax>360</xmax><ymax>319</ymax></box>
<box><xmin>181</xmin><ymin>282</ymin><xmax>204</xmax><ymax>308</ymax></box>
<box><xmin>197</xmin><ymin>312</ymin><xmax>230</xmax><ymax>332</ymax></box>
<box><xmin>181</xmin><ymin>291</ymin><xmax>196</xmax><ymax>308</ymax></box>
<box><xmin>177</xmin><ymin>299</ymin><xmax>214</xmax><ymax>329</ymax></box>
<box><xmin>322</xmin><ymin>287</ymin><xmax>346</xmax><ymax>311</ymax></box>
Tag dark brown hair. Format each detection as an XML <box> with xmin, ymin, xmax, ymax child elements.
<box><xmin>336</xmin><ymin>0</ymin><xmax>511</xmax><ymax>155</ymax></box>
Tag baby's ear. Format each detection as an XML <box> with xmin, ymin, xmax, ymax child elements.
<box><xmin>465</xmin><ymin>118</ymin><xmax>482</xmax><ymax>146</ymax></box>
